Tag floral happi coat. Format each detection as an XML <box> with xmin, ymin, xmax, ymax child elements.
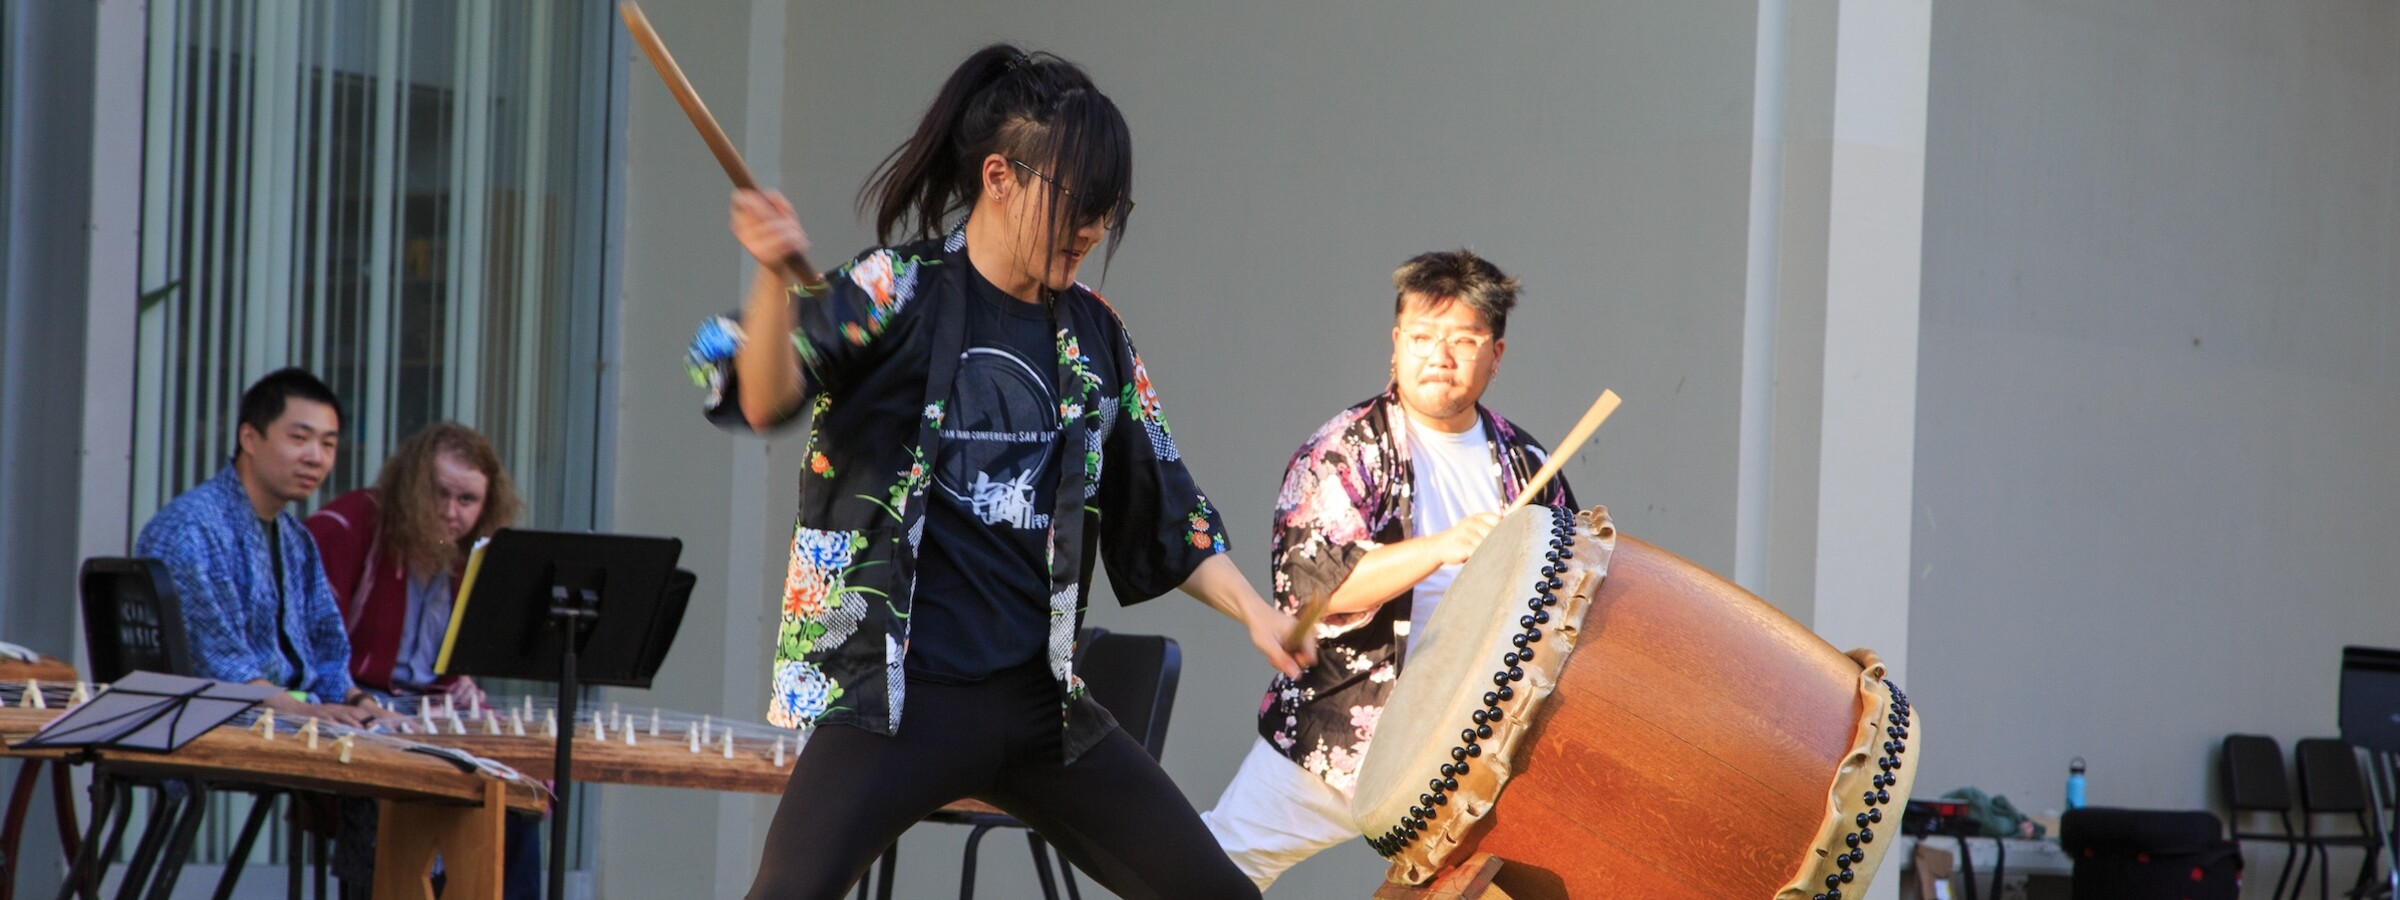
<box><xmin>1259</xmin><ymin>388</ymin><xmax>1573</xmax><ymax>793</ymax></box>
<box><xmin>687</xmin><ymin>221</ymin><xmax>1227</xmax><ymax>764</ymax></box>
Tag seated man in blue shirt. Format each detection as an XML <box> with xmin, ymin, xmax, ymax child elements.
<box><xmin>135</xmin><ymin>368</ymin><xmax>400</xmax><ymax>728</ymax></box>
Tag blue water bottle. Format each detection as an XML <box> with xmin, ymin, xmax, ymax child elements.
<box><xmin>2066</xmin><ymin>757</ymin><xmax>2087</xmax><ymax>810</ymax></box>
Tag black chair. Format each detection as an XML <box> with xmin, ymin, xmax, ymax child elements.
<box><xmin>77</xmin><ymin>559</ymin><xmax>193</xmax><ymax>685</ymax></box>
<box><xmin>2225</xmin><ymin>733</ymin><xmax>2307</xmax><ymax>900</ymax></box>
<box><xmin>1078</xmin><ymin>631</ymin><xmax>1181</xmax><ymax>762</ymax></box>
<box><xmin>2294</xmin><ymin>738</ymin><xmax>2388</xmax><ymax>900</ymax></box>
<box><xmin>860</xmin><ymin>628</ymin><xmax>1183</xmax><ymax>900</ymax></box>
<box><xmin>70</xmin><ymin>557</ymin><xmax>313</xmax><ymax>900</ymax></box>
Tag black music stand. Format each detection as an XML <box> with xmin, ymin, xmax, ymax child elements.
<box><xmin>10</xmin><ymin>672</ymin><xmax>276</xmax><ymax>754</ymax></box>
<box><xmin>2338</xmin><ymin>645</ymin><xmax>2400</xmax><ymax>900</ymax></box>
<box><xmin>434</xmin><ymin>529</ymin><xmax>685</xmax><ymax>900</ymax></box>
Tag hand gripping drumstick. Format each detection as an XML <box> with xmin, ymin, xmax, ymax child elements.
<box><xmin>1283</xmin><ymin>588</ymin><xmax>1331</xmax><ymax>659</ymax></box>
<box><xmin>620</xmin><ymin>2</ymin><xmax>825</xmax><ymax>290</ymax></box>
<box><xmin>1284</xmin><ymin>389</ymin><xmax>1623</xmax><ymax>656</ymax></box>
<box><xmin>1504</xmin><ymin>388</ymin><xmax>1620</xmax><ymax>515</ymax></box>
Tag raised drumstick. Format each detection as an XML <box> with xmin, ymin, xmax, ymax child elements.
<box><xmin>1504</xmin><ymin>389</ymin><xmax>1620</xmax><ymax>515</ymax></box>
<box><xmin>619</xmin><ymin>2</ymin><xmax>825</xmax><ymax>289</ymax></box>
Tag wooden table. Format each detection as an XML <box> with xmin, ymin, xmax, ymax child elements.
<box><xmin>1897</xmin><ymin>835</ymin><xmax>2074</xmax><ymax>900</ymax></box>
<box><xmin>1374</xmin><ymin>854</ymin><xmax>1515</xmax><ymax>899</ymax></box>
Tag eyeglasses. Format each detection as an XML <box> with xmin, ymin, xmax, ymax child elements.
<box><xmin>1400</xmin><ymin>329</ymin><xmax>1494</xmax><ymax>359</ymax></box>
<box><xmin>1010</xmin><ymin>158</ymin><xmax>1134</xmax><ymax>228</ymax></box>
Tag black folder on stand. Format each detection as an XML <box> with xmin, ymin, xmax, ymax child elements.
<box><xmin>434</xmin><ymin>529</ymin><xmax>688</xmax><ymax>689</ymax></box>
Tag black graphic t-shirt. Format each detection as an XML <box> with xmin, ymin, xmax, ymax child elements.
<box><xmin>908</xmin><ymin>267</ymin><xmax>1061</xmax><ymax>682</ymax></box>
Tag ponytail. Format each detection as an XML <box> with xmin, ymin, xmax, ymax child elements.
<box><xmin>858</xmin><ymin>44</ymin><xmax>1134</xmax><ymax>259</ymax></box>
<box><xmin>859</xmin><ymin>45</ymin><xmax>1021</xmax><ymax>244</ymax></box>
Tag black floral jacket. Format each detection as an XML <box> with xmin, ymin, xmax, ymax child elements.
<box><xmin>688</xmin><ymin>222</ymin><xmax>1226</xmax><ymax>763</ymax></box>
<box><xmin>1257</xmin><ymin>389</ymin><xmax>1572</xmax><ymax>792</ymax></box>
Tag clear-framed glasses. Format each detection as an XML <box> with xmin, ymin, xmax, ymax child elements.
<box><xmin>1010</xmin><ymin>158</ymin><xmax>1134</xmax><ymax>228</ymax></box>
<box><xmin>1400</xmin><ymin>329</ymin><xmax>1494</xmax><ymax>360</ymax></box>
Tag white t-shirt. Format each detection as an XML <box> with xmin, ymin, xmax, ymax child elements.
<box><xmin>1403</xmin><ymin>415</ymin><xmax>1504</xmax><ymax>652</ymax></box>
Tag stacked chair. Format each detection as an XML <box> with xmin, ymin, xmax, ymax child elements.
<box><xmin>2221</xmin><ymin>732</ymin><xmax>2390</xmax><ymax>900</ymax></box>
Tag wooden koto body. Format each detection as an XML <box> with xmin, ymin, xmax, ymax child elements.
<box><xmin>1</xmin><ymin>696</ymin><xmax>543</xmax><ymax>900</ymax></box>
<box><xmin>430</xmin><ymin>722</ymin><xmax>790</xmax><ymax>796</ymax></box>
<box><xmin>0</xmin><ymin>657</ymin><xmax>78</xmax><ymax>686</ymax></box>
<box><xmin>0</xmin><ymin>706</ymin><xmax>542</xmax><ymax>813</ymax></box>
<box><xmin>392</xmin><ymin>700</ymin><xmax>1016</xmax><ymax>817</ymax></box>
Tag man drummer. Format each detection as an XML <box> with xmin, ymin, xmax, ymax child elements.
<box><xmin>1202</xmin><ymin>250</ymin><xmax>1575</xmax><ymax>887</ymax></box>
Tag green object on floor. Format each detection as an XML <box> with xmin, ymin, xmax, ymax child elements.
<box><xmin>1942</xmin><ymin>786</ymin><xmax>2047</xmax><ymax>840</ymax></box>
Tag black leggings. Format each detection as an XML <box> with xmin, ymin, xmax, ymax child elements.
<box><xmin>745</xmin><ymin>662</ymin><xmax>1258</xmax><ymax>900</ymax></box>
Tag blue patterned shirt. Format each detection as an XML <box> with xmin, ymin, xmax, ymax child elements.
<box><xmin>134</xmin><ymin>465</ymin><xmax>356</xmax><ymax>703</ymax></box>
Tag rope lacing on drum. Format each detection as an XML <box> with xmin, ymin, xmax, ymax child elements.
<box><xmin>1369</xmin><ymin>504</ymin><xmax>1578</xmax><ymax>860</ymax></box>
<box><xmin>1812</xmin><ymin>679</ymin><xmax>1910</xmax><ymax>900</ymax></box>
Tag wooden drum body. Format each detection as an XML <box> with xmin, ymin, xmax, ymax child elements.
<box><xmin>1351</xmin><ymin>506</ymin><xmax>1917</xmax><ymax>899</ymax></box>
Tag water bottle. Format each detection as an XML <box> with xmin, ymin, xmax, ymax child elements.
<box><xmin>2066</xmin><ymin>757</ymin><xmax>2087</xmax><ymax>810</ymax></box>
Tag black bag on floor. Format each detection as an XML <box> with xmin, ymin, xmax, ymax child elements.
<box><xmin>2060</xmin><ymin>807</ymin><xmax>2243</xmax><ymax>900</ymax></box>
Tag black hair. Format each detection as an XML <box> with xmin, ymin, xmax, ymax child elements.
<box><xmin>236</xmin><ymin>367</ymin><xmax>344</xmax><ymax>449</ymax></box>
<box><xmin>859</xmin><ymin>44</ymin><xmax>1133</xmax><ymax>265</ymax></box>
<box><xmin>1393</xmin><ymin>250</ymin><xmax>1521</xmax><ymax>339</ymax></box>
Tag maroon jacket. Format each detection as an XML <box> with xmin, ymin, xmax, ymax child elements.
<box><xmin>305</xmin><ymin>488</ymin><xmax>463</xmax><ymax>695</ymax></box>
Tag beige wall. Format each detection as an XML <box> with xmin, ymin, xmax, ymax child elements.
<box><xmin>1912</xmin><ymin>1</ymin><xmax>2400</xmax><ymax>896</ymax></box>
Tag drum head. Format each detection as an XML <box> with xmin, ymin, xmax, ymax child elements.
<box><xmin>1349</xmin><ymin>505</ymin><xmax>1613</xmax><ymax>879</ymax></box>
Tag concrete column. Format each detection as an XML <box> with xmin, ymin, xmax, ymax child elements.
<box><xmin>81</xmin><ymin>0</ymin><xmax>143</xmax><ymax>611</ymax></box>
<box><xmin>1808</xmin><ymin>0</ymin><xmax>1928</xmax><ymax>689</ymax></box>
<box><xmin>1737</xmin><ymin>0</ymin><xmax>1928</xmax><ymax>690</ymax></box>
<box><xmin>0</xmin><ymin>0</ymin><xmax>142</xmax><ymax>894</ymax></box>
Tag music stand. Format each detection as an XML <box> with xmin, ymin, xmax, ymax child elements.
<box><xmin>10</xmin><ymin>672</ymin><xmax>276</xmax><ymax>754</ymax></box>
<box><xmin>433</xmin><ymin>528</ymin><xmax>685</xmax><ymax>900</ymax></box>
<box><xmin>2338</xmin><ymin>645</ymin><xmax>2400</xmax><ymax>900</ymax></box>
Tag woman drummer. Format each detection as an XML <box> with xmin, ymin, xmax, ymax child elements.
<box><xmin>686</xmin><ymin>44</ymin><xmax>1309</xmax><ymax>898</ymax></box>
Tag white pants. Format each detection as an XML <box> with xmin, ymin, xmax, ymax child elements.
<box><xmin>1200</xmin><ymin>737</ymin><xmax>1361</xmax><ymax>891</ymax></box>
